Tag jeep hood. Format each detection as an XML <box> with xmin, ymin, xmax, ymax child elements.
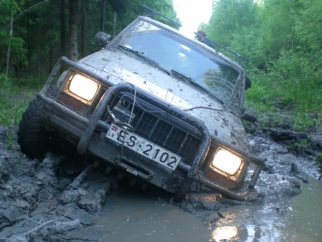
<box><xmin>80</xmin><ymin>49</ymin><xmax>250</xmax><ymax>150</ymax></box>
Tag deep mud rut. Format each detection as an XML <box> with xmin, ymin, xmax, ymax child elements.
<box><xmin>0</xmin><ymin>125</ymin><xmax>321</xmax><ymax>242</ymax></box>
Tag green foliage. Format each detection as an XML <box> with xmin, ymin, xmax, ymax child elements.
<box><xmin>0</xmin><ymin>0</ymin><xmax>178</xmax><ymax>81</ymax></box>
<box><xmin>0</xmin><ymin>83</ymin><xmax>35</xmax><ymax>125</ymax></box>
<box><xmin>203</xmin><ymin>0</ymin><xmax>321</xmax><ymax>129</ymax></box>
<box><xmin>246</xmin><ymin>48</ymin><xmax>321</xmax><ymax>129</ymax></box>
<box><xmin>295</xmin><ymin>0</ymin><xmax>322</xmax><ymax>51</ymax></box>
<box><xmin>287</xmin><ymin>138</ymin><xmax>311</xmax><ymax>156</ymax></box>
<box><xmin>205</xmin><ymin>0</ymin><xmax>257</xmax><ymax>46</ymax></box>
<box><xmin>108</xmin><ymin>0</ymin><xmax>178</xmax><ymax>31</ymax></box>
<box><xmin>0</xmin><ymin>82</ymin><xmax>37</xmax><ymax>148</ymax></box>
<box><xmin>0</xmin><ymin>0</ymin><xmax>19</xmax><ymax>23</ymax></box>
<box><xmin>0</xmin><ymin>0</ymin><xmax>26</xmax><ymax>76</ymax></box>
<box><xmin>258</xmin><ymin>0</ymin><xmax>302</xmax><ymax>61</ymax></box>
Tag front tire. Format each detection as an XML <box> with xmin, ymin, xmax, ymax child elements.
<box><xmin>173</xmin><ymin>178</ymin><xmax>193</xmax><ymax>202</ymax></box>
<box><xmin>18</xmin><ymin>97</ymin><xmax>48</xmax><ymax>159</ymax></box>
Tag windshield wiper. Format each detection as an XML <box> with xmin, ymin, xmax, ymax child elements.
<box><xmin>118</xmin><ymin>45</ymin><xmax>170</xmax><ymax>74</ymax></box>
<box><xmin>170</xmin><ymin>69</ymin><xmax>224</xmax><ymax>105</ymax></box>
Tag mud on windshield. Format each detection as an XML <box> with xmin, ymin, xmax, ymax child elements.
<box><xmin>118</xmin><ymin>20</ymin><xmax>241</xmax><ymax>104</ymax></box>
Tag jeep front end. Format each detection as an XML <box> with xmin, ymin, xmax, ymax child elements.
<box><xmin>18</xmin><ymin>16</ymin><xmax>263</xmax><ymax>201</ymax></box>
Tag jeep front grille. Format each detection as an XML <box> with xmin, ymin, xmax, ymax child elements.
<box><xmin>107</xmin><ymin>94</ymin><xmax>202</xmax><ymax>166</ymax></box>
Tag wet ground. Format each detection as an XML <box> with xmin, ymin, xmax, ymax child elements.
<box><xmin>100</xmin><ymin>189</ymin><xmax>211</xmax><ymax>242</ymax></box>
<box><xmin>96</xmin><ymin>132</ymin><xmax>322</xmax><ymax>242</ymax></box>
<box><xmin>0</xmin><ymin>125</ymin><xmax>321</xmax><ymax>241</ymax></box>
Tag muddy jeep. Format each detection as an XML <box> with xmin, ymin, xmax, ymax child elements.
<box><xmin>18</xmin><ymin>16</ymin><xmax>263</xmax><ymax>201</ymax></box>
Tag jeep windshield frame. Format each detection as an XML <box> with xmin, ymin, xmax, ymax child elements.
<box><xmin>111</xmin><ymin>17</ymin><xmax>245</xmax><ymax>108</ymax></box>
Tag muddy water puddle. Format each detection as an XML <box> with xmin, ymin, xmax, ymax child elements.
<box><xmin>283</xmin><ymin>177</ymin><xmax>322</xmax><ymax>242</ymax></box>
<box><xmin>212</xmin><ymin>177</ymin><xmax>322</xmax><ymax>242</ymax></box>
<box><xmin>98</xmin><ymin>177</ymin><xmax>322</xmax><ymax>242</ymax></box>
<box><xmin>100</xmin><ymin>189</ymin><xmax>211</xmax><ymax>242</ymax></box>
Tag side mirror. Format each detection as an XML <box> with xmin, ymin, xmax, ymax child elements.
<box><xmin>241</xmin><ymin>108</ymin><xmax>258</xmax><ymax>123</ymax></box>
<box><xmin>95</xmin><ymin>32</ymin><xmax>111</xmax><ymax>47</ymax></box>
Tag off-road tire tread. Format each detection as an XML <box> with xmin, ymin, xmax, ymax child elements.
<box><xmin>18</xmin><ymin>96</ymin><xmax>47</xmax><ymax>159</ymax></box>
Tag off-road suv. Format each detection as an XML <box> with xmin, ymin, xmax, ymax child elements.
<box><xmin>18</xmin><ymin>15</ymin><xmax>263</xmax><ymax>201</ymax></box>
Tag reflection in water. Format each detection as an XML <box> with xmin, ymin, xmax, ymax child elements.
<box><xmin>210</xmin><ymin>178</ymin><xmax>322</xmax><ymax>242</ymax></box>
<box><xmin>212</xmin><ymin>226</ymin><xmax>238</xmax><ymax>241</ymax></box>
<box><xmin>212</xmin><ymin>225</ymin><xmax>264</xmax><ymax>242</ymax></box>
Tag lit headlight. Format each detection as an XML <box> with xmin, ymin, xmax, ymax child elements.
<box><xmin>69</xmin><ymin>74</ymin><xmax>99</xmax><ymax>101</ymax></box>
<box><xmin>211</xmin><ymin>149</ymin><xmax>242</xmax><ymax>175</ymax></box>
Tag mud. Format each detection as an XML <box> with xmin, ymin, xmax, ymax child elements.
<box><xmin>0</xmin><ymin>124</ymin><xmax>321</xmax><ymax>241</ymax></box>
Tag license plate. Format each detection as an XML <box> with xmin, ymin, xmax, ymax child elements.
<box><xmin>106</xmin><ymin>124</ymin><xmax>181</xmax><ymax>170</ymax></box>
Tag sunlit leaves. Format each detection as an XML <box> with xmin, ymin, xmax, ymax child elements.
<box><xmin>205</xmin><ymin>0</ymin><xmax>321</xmax><ymax>127</ymax></box>
<box><xmin>295</xmin><ymin>0</ymin><xmax>322</xmax><ymax>51</ymax></box>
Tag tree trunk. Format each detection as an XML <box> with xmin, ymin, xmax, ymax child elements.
<box><xmin>60</xmin><ymin>0</ymin><xmax>67</xmax><ymax>56</ymax></box>
<box><xmin>100</xmin><ymin>0</ymin><xmax>105</xmax><ymax>32</ymax></box>
<box><xmin>80</xmin><ymin>0</ymin><xmax>87</xmax><ymax>58</ymax></box>
<box><xmin>5</xmin><ymin>12</ymin><xmax>14</xmax><ymax>84</ymax></box>
<box><xmin>68</xmin><ymin>0</ymin><xmax>79</xmax><ymax>61</ymax></box>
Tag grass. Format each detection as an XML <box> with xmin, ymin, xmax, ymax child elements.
<box><xmin>245</xmin><ymin>54</ymin><xmax>322</xmax><ymax>131</ymax></box>
<box><xmin>245</xmin><ymin>76</ymin><xmax>322</xmax><ymax>130</ymax></box>
<box><xmin>0</xmin><ymin>81</ymin><xmax>39</xmax><ymax>148</ymax></box>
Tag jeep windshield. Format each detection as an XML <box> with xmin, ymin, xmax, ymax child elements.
<box><xmin>117</xmin><ymin>19</ymin><xmax>240</xmax><ymax>104</ymax></box>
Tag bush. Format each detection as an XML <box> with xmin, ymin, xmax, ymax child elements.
<box><xmin>245</xmin><ymin>49</ymin><xmax>321</xmax><ymax>129</ymax></box>
<box><xmin>0</xmin><ymin>81</ymin><xmax>38</xmax><ymax>148</ymax></box>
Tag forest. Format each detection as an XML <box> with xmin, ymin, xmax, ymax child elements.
<box><xmin>0</xmin><ymin>0</ymin><xmax>321</xmax><ymax>129</ymax></box>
